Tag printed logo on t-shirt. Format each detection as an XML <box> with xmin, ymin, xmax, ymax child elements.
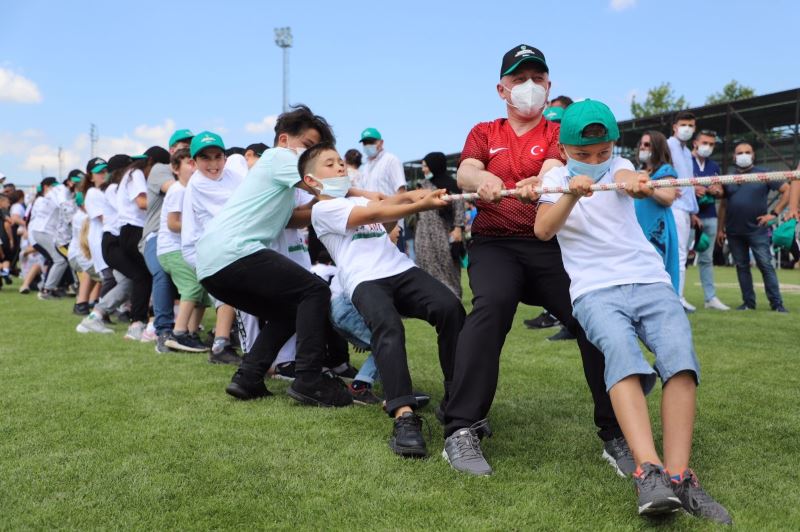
<box><xmin>352</xmin><ymin>223</ymin><xmax>386</xmax><ymax>241</ymax></box>
<box><xmin>530</xmin><ymin>145</ymin><xmax>544</xmax><ymax>156</ymax></box>
<box><xmin>489</xmin><ymin>147</ymin><xmax>508</xmax><ymax>154</ymax></box>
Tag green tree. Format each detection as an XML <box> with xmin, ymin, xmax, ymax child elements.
<box><xmin>705</xmin><ymin>80</ymin><xmax>756</xmax><ymax>105</ymax></box>
<box><xmin>630</xmin><ymin>82</ymin><xmax>689</xmax><ymax>118</ymax></box>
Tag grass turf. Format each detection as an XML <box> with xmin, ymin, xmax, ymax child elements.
<box><xmin>1</xmin><ymin>266</ymin><xmax>798</xmax><ymax>530</ymax></box>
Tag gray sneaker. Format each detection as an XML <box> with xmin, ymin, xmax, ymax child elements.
<box><xmin>671</xmin><ymin>469</ymin><xmax>732</xmax><ymax>525</ymax></box>
<box><xmin>633</xmin><ymin>462</ymin><xmax>682</xmax><ymax>516</ymax></box>
<box><xmin>124</xmin><ymin>321</ymin><xmax>146</xmax><ymax>341</ymax></box>
<box><xmin>76</xmin><ymin>313</ymin><xmax>113</xmax><ymax>334</ymax></box>
<box><xmin>442</xmin><ymin>419</ymin><xmax>493</xmax><ymax>476</ymax></box>
<box><xmin>602</xmin><ymin>436</ymin><xmax>636</xmax><ymax>477</ymax></box>
<box><xmin>155</xmin><ymin>331</ymin><xmax>173</xmax><ymax>354</ymax></box>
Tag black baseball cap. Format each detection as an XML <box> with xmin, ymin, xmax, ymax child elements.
<box><xmin>86</xmin><ymin>157</ymin><xmax>108</xmax><ymax>174</ymax></box>
<box><xmin>106</xmin><ymin>154</ymin><xmax>133</xmax><ymax>172</ymax></box>
<box><xmin>500</xmin><ymin>44</ymin><xmax>548</xmax><ymax>78</ymax></box>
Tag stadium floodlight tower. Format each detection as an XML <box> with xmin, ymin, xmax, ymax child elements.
<box><xmin>274</xmin><ymin>27</ymin><xmax>293</xmax><ymax>112</ymax></box>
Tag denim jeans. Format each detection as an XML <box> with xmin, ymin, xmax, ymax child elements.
<box><xmin>696</xmin><ymin>217</ymin><xmax>718</xmax><ymax>302</ymax></box>
<box><xmin>143</xmin><ymin>236</ymin><xmax>175</xmax><ymax>333</ymax></box>
<box><xmin>727</xmin><ymin>231</ymin><xmax>783</xmax><ymax>309</ymax></box>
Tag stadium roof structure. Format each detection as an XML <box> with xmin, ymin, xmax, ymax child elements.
<box><xmin>403</xmin><ymin>88</ymin><xmax>800</xmax><ymax>182</ymax></box>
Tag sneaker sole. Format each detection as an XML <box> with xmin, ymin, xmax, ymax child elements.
<box><xmin>441</xmin><ymin>449</ymin><xmax>493</xmax><ymax>476</ymax></box>
<box><xmin>638</xmin><ymin>496</ymin><xmax>682</xmax><ymax>516</ymax></box>
<box><xmin>270</xmin><ymin>374</ymin><xmax>295</xmax><ymax>382</ymax></box>
<box><xmin>351</xmin><ymin>396</ymin><xmax>381</xmax><ymax>406</ymax></box>
<box><xmin>389</xmin><ymin>439</ymin><xmax>427</xmax><ymax>458</ymax></box>
<box><xmin>601</xmin><ymin>449</ymin><xmax>629</xmax><ymax>478</ymax></box>
<box><xmin>286</xmin><ymin>386</ymin><xmax>352</xmax><ymax>408</ymax></box>
<box><xmin>164</xmin><ymin>339</ymin><xmax>209</xmax><ymax>353</ymax></box>
<box><xmin>76</xmin><ymin>323</ymin><xmax>113</xmax><ymax>334</ymax></box>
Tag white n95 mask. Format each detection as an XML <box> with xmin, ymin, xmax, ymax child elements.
<box><xmin>505</xmin><ymin>80</ymin><xmax>547</xmax><ymax>118</ymax></box>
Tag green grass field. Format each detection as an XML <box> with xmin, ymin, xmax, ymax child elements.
<box><xmin>1</xmin><ymin>266</ymin><xmax>799</xmax><ymax>530</ymax></box>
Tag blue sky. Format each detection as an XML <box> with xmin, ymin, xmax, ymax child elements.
<box><xmin>1</xmin><ymin>0</ymin><xmax>797</xmax><ymax>185</ymax></box>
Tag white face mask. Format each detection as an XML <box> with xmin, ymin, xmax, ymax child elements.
<box><xmin>504</xmin><ymin>79</ymin><xmax>547</xmax><ymax>118</ymax></box>
<box><xmin>696</xmin><ymin>144</ymin><xmax>713</xmax><ymax>158</ymax></box>
<box><xmin>363</xmin><ymin>144</ymin><xmax>378</xmax><ymax>158</ymax></box>
<box><xmin>676</xmin><ymin>125</ymin><xmax>695</xmax><ymax>142</ymax></box>
<box><xmin>638</xmin><ymin>150</ymin><xmax>651</xmax><ymax>163</ymax></box>
<box><xmin>735</xmin><ymin>153</ymin><xmax>753</xmax><ymax>168</ymax></box>
<box><xmin>309</xmin><ymin>174</ymin><xmax>350</xmax><ymax>198</ymax></box>
<box><xmin>291</xmin><ymin>147</ymin><xmax>306</xmax><ymax>156</ymax></box>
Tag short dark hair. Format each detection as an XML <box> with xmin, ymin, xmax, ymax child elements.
<box><xmin>171</xmin><ymin>148</ymin><xmax>192</xmax><ymax>170</ymax></box>
<box><xmin>582</xmin><ymin>123</ymin><xmax>608</xmax><ymax>138</ymax></box>
<box><xmin>225</xmin><ymin>147</ymin><xmax>246</xmax><ymax>157</ymax></box>
<box><xmin>274</xmin><ymin>104</ymin><xmax>335</xmax><ymax>146</ymax></box>
<box><xmin>297</xmin><ymin>141</ymin><xmax>337</xmax><ymax>178</ymax></box>
<box><xmin>551</xmin><ymin>95</ymin><xmax>574</xmax><ymax>107</ymax></box>
<box><xmin>673</xmin><ymin>110</ymin><xmax>695</xmax><ymax>124</ymax></box>
<box><xmin>245</xmin><ymin>143</ymin><xmax>269</xmax><ymax>157</ymax></box>
<box><xmin>734</xmin><ymin>141</ymin><xmax>755</xmax><ymax>152</ymax></box>
<box><xmin>344</xmin><ymin>149</ymin><xmax>362</xmax><ymax>168</ymax></box>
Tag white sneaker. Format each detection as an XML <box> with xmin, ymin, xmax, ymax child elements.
<box><xmin>124</xmin><ymin>321</ymin><xmax>146</xmax><ymax>341</ymax></box>
<box><xmin>140</xmin><ymin>321</ymin><xmax>157</xmax><ymax>343</ymax></box>
<box><xmin>704</xmin><ymin>297</ymin><xmax>730</xmax><ymax>311</ymax></box>
<box><xmin>680</xmin><ymin>297</ymin><xmax>696</xmax><ymax>313</ymax></box>
<box><xmin>76</xmin><ymin>313</ymin><xmax>113</xmax><ymax>334</ymax></box>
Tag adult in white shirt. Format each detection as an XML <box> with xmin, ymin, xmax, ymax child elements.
<box><xmin>666</xmin><ymin>110</ymin><xmax>700</xmax><ymax>312</ymax></box>
<box><xmin>358</xmin><ymin>128</ymin><xmax>408</xmax><ymax>251</ymax></box>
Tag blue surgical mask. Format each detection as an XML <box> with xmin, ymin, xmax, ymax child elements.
<box><xmin>311</xmin><ymin>174</ymin><xmax>350</xmax><ymax>198</ymax></box>
<box><xmin>423</xmin><ymin>172</ymin><xmax>433</xmax><ymax>180</ymax></box>
<box><xmin>566</xmin><ymin>154</ymin><xmax>613</xmax><ymax>183</ymax></box>
<box><xmin>363</xmin><ymin>145</ymin><xmax>378</xmax><ymax>158</ymax></box>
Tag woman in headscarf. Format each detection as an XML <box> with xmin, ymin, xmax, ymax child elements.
<box><xmin>413</xmin><ymin>152</ymin><xmax>465</xmax><ymax>298</ymax></box>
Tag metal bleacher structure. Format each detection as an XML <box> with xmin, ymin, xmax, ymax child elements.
<box><xmin>403</xmin><ymin>88</ymin><xmax>800</xmax><ymax>183</ymax></box>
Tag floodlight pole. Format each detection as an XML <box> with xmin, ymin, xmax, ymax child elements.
<box><xmin>274</xmin><ymin>27</ymin><xmax>293</xmax><ymax>112</ymax></box>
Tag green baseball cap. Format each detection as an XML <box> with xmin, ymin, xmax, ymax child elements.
<box><xmin>772</xmin><ymin>219</ymin><xmax>797</xmax><ymax>251</ymax></box>
<box><xmin>190</xmin><ymin>131</ymin><xmax>225</xmax><ymax>158</ymax></box>
<box><xmin>359</xmin><ymin>127</ymin><xmax>382</xmax><ymax>143</ymax></box>
<box><xmin>559</xmin><ymin>99</ymin><xmax>620</xmax><ymax>146</ymax></box>
<box><xmin>694</xmin><ymin>231</ymin><xmax>711</xmax><ymax>252</ymax></box>
<box><xmin>543</xmin><ymin>106</ymin><xmax>564</xmax><ymax>122</ymax></box>
<box><xmin>169</xmin><ymin>129</ymin><xmax>194</xmax><ymax>147</ymax></box>
<box><xmin>131</xmin><ymin>154</ymin><xmax>147</xmax><ymax>160</ymax></box>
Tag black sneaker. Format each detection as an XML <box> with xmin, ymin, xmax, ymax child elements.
<box><xmin>547</xmin><ymin>326</ymin><xmax>576</xmax><ymax>341</ymax></box>
<box><xmin>332</xmin><ymin>362</ymin><xmax>359</xmax><ymax>380</ymax></box>
<box><xmin>101</xmin><ymin>313</ymin><xmax>115</xmax><ymax>325</ymax></box>
<box><xmin>155</xmin><ymin>331</ymin><xmax>173</xmax><ymax>354</ymax></box>
<box><xmin>602</xmin><ymin>436</ymin><xmax>636</xmax><ymax>477</ymax></box>
<box><xmin>671</xmin><ymin>469</ymin><xmax>732</xmax><ymax>525</ymax></box>
<box><xmin>772</xmin><ymin>304</ymin><xmax>789</xmax><ymax>313</ymax></box>
<box><xmin>115</xmin><ymin>310</ymin><xmax>132</xmax><ymax>323</ymax></box>
<box><xmin>225</xmin><ymin>370</ymin><xmax>273</xmax><ymax>400</ymax></box>
<box><xmin>524</xmin><ymin>311</ymin><xmax>560</xmax><ymax>329</ymax></box>
<box><xmin>288</xmin><ymin>372</ymin><xmax>353</xmax><ymax>407</ymax></box>
<box><xmin>271</xmin><ymin>361</ymin><xmax>296</xmax><ymax>382</ymax></box>
<box><xmin>633</xmin><ymin>463</ymin><xmax>682</xmax><ymax>516</ymax></box>
<box><xmin>166</xmin><ymin>332</ymin><xmax>210</xmax><ymax>353</ymax></box>
<box><xmin>72</xmin><ymin>302</ymin><xmax>90</xmax><ymax>315</ymax></box>
<box><xmin>389</xmin><ymin>412</ymin><xmax>428</xmax><ymax>458</ymax></box>
<box><xmin>209</xmin><ymin>346</ymin><xmax>242</xmax><ymax>365</ymax></box>
<box><xmin>735</xmin><ymin>303</ymin><xmax>755</xmax><ymax>311</ymax></box>
<box><xmin>349</xmin><ymin>382</ymin><xmax>381</xmax><ymax>405</ymax></box>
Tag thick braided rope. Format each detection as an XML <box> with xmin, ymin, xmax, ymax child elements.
<box><xmin>442</xmin><ymin>169</ymin><xmax>800</xmax><ymax>202</ymax></box>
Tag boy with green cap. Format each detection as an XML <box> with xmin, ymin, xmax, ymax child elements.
<box><xmin>529</xmin><ymin>99</ymin><xmax>731</xmax><ymax>524</ymax></box>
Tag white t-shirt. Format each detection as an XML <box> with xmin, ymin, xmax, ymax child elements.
<box><xmin>84</xmin><ymin>187</ymin><xmax>108</xmax><ymax>272</ymax></box>
<box><xmin>268</xmin><ymin>189</ymin><xmax>313</xmax><ymax>269</ymax></box>
<box><xmin>28</xmin><ymin>195</ymin><xmax>58</xmax><ymax>233</ymax></box>
<box><xmin>311</xmin><ymin>196</ymin><xmax>415</xmax><ymax>298</ymax></box>
<box><xmin>10</xmin><ymin>202</ymin><xmax>25</xmax><ymax>220</ymax></box>
<box><xmin>181</xmin><ymin>169</ymin><xmax>242</xmax><ymax>267</ymax></box>
<box><xmin>539</xmin><ymin>157</ymin><xmax>671</xmax><ymax>303</ymax></box>
<box><xmin>67</xmin><ymin>209</ymin><xmax>93</xmax><ymax>271</ymax></box>
<box><xmin>360</xmin><ymin>150</ymin><xmax>407</xmax><ymax>229</ymax></box>
<box><xmin>157</xmin><ymin>181</ymin><xmax>185</xmax><ymax>256</ymax></box>
<box><xmin>102</xmin><ymin>184</ymin><xmax>121</xmax><ymax>236</ymax></box>
<box><xmin>116</xmin><ymin>169</ymin><xmax>148</xmax><ymax>227</ymax></box>
<box><xmin>310</xmin><ymin>262</ymin><xmax>338</xmax><ymax>284</ymax></box>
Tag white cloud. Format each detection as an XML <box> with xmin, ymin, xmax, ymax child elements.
<box><xmin>21</xmin><ymin>144</ymin><xmax>80</xmax><ymax>173</ymax></box>
<box><xmin>133</xmin><ymin>118</ymin><xmax>176</xmax><ymax>146</ymax></box>
<box><xmin>610</xmin><ymin>0</ymin><xmax>637</xmax><ymax>11</ymax></box>
<box><xmin>0</xmin><ymin>132</ymin><xmax>33</xmax><ymax>157</ymax></box>
<box><xmin>0</xmin><ymin>67</ymin><xmax>42</xmax><ymax>103</ymax></box>
<box><xmin>244</xmin><ymin>115</ymin><xmax>278</xmax><ymax>135</ymax></box>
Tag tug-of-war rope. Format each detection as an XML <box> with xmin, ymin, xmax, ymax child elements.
<box><xmin>441</xmin><ymin>170</ymin><xmax>800</xmax><ymax>202</ymax></box>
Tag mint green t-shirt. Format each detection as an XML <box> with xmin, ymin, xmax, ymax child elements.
<box><xmin>195</xmin><ymin>147</ymin><xmax>301</xmax><ymax>280</ymax></box>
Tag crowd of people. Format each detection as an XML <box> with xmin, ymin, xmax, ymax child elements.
<box><xmin>4</xmin><ymin>43</ymin><xmax>800</xmax><ymax>526</ymax></box>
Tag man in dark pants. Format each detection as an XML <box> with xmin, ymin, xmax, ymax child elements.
<box><xmin>441</xmin><ymin>45</ymin><xmax>630</xmax><ymax>476</ymax></box>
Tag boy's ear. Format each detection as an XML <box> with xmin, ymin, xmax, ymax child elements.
<box><xmin>298</xmin><ymin>175</ymin><xmax>320</xmax><ymax>195</ymax></box>
<box><xmin>558</xmin><ymin>143</ymin><xmax>567</xmax><ymax>160</ymax></box>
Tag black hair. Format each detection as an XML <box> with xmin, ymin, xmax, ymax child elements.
<box><xmin>297</xmin><ymin>141</ymin><xmax>338</xmax><ymax>178</ymax></box>
<box><xmin>40</xmin><ymin>176</ymin><xmax>58</xmax><ymax>189</ymax></box>
<box><xmin>551</xmin><ymin>95</ymin><xmax>574</xmax><ymax>107</ymax></box>
<box><xmin>274</xmin><ymin>104</ymin><xmax>335</xmax><ymax>146</ymax></box>
<box><xmin>734</xmin><ymin>141</ymin><xmax>755</xmax><ymax>152</ymax></box>
<box><xmin>225</xmin><ymin>147</ymin><xmax>246</xmax><ymax>157</ymax></box>
<box><xmin>344</xmin><ymin>149</ymin><xmax>362</xmax><ymax>168</ymax></box>
<box><xmin>245</xmin><ymin>143</ymin><xmax>269</xmax><ymax>157</ymax></box>
<box><xmin>673</xmin><ymin>110</ymin><xmax>695</xmax><ymax>124</ymax></box>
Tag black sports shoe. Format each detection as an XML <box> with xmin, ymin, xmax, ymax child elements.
<box><xmin>271</xmin><ymin>361</ymin><xmax>296</xmax><ymax>382</ymax></box>
<box><xmin>115</xmin><ymin>310</ymin><xmax>132</xmax><ymax>323</ymax></box>
<box><xmin>389</xmin><ymin>412</ymin><xmax>428</xmax><ymax>458</ymax></box>
<box><xmin>524</xmin><ymin>311</ymin><xmax>560</xmax><ymax>329</ymax></box>
<box><xmin>226</xmin><ymin>370</ymin><xmax>273</xmax><ymax>400</ymax></box>
<box><xmin>735</xmin><ymin>303</ymin><xmax>755</xmax><ymax>311</ymax></box>
<box><xmin>72</xmin><ymin>302</ymin><xmax>90</xmax><ymax>315</ymax></box>
<box><xmin>288</xmin><ymin>372</ymin><xmax>353</xmax><ymax>407</ymax></box>
<box><xmin>166</xmin><ymin>332</ymin><xmax>210</xmax><ymax>353</ymax></box>
<box><xmin>633</xmin><ymin>463</ymin><xmax>682</xmax><ymax>516</ymax></box>
<box><xmin>771</xmin><ymin>304</ymin><xmax>789</xmax><ymax>313</ymax></box>
<box><xmin>547</xmin><ymin>326</ymin><xmax>576</xmax><ymax>341</ymax></box>
<box><xmin>209</xmin><ymin>346</ymin><xmax>242</xmax><ymax>365</ymax></box>
<box><xmin>349</xmin><ymin>382</ymin><xmax>381</xmax><ymax>405</ymax></box>
<box><xmin>671</xmin><ymin>469</ymin><xmax>732</xmax><ymax>525</ymax></box>
<box><xmin>331</xmin><ymin>362</ymin><xmax>359</xmax><ymax>380</ymax></box>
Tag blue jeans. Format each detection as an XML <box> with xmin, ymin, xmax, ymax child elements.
<box><xmin>572</xmin><ymin>283</ymin><xmax>700</xmax><ymax>394</ymax></box>
<box><xmin>143</xmin><ymin>236</ymin><xmax>175</xmax><ymax>333</ymax></box>
<box><xmin>696</xmin><ymin>217</ymin><xmax>718</xmax><ymax>301</ymax></box>
<box><xmin>330</xmin><ymin>293</ymin><xmax>380</xmax><ymax>383</ymax></box>
<box><xmin>726</xmin><ymin>231</ymin><xmax>783</xmax><ymax>309</ymax></box>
